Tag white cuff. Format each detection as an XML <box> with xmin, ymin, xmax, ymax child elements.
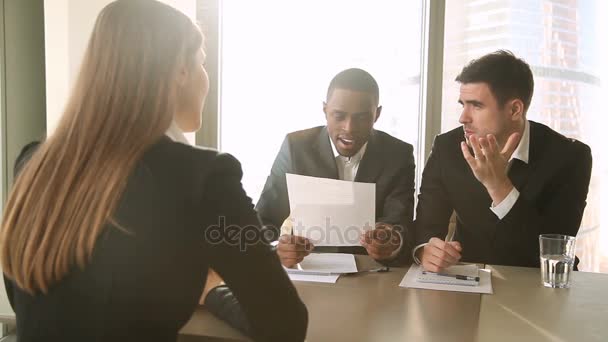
<box><xmin>411</xmin><ymin>243</ymin><xmax>427</xmax><ymax>265</ymax></box>
<box><xmin>490</xmin><ymin>187</ymin><xmax>520</xmax><ymax>220</ymax></box>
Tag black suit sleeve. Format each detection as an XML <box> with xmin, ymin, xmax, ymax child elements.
<box><xmin>4</xmin><ymin>141</ymin><xmax>42</xmax><ymax>311</ymax></box>
<box><xmin>414</xmin><ymin>136</ymin><xmax>454</xmax><ymax>246</ymax></box>
<box><xmin>13</xmin><ymin>141</ymin><xmax>41</xmax><ymax>177</ymax></box>
<box><xmin>200</xmin><ymin>153</ymin><xmax>307</xmax><ymax>341</ymax></box>
<box><xmin>492</xmin><ymin>143</ymin><xmax>592</xmax><ymax>267</ymax></box>
<box><xmin>204</xmin><ymin>285</ymin><xmax>251</xmax><ymax>336</ymax></box>
<box><xmin>377</xmin><ymin>144</ymin><xmax>416</xmax><ymax>264</ymax></box>
<box><xmin>255</xmin><ymin>136</ymin><xmax>293</xmax><ymax>235</ymax></box>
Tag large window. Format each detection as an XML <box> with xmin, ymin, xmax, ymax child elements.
<box><xmin>196</xmin><ymin>0</ymin><xmax>608</xmax><ymax>273</ymax></box>
<box><xmin>218</xmin><ymin>0</ymin><xmax>424</xmax><ymax>202</ymax></box>
<box><xmin>441</xmin><ymin>0</ymin><xmax>608</xmax><ymax>272</ymax></box>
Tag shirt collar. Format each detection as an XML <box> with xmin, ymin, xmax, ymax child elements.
<box><xmin>510</xmin><ymin>120</ymin><xmax>530</xmax><ymax>164</ymax></box>
<box><xmin>329</xmin><ymin>133</ymin><xmax>368</xmax><ymax>163</ymax></box>
<box><xmin>165</xmin><ymin>121</ymin><xmax>191</xmax><ymax>145</ymax></box>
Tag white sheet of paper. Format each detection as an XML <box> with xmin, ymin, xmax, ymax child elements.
<box><xmin>284</xmin><ymin>253</ymin><xmax>358</xmax><ymax>275</ymax></box>
<box><xmin>286</xmin><ymin>173</ymin><xmax>375</xmax><ymax>246</ymax></box>
<box><xmin>288</xmin><ymin>273</ymin><xmax>340</xmax><ymax>283</ymax></box>
<box><xmin>399</xmin><ymin>264</ymin><xmax>493</xmax><ymax>294</ymax></box>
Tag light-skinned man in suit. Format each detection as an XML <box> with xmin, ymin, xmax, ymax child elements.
<box><xmin>256</xmin><ymin>68</ymin><xmax>416</xmax><ymax>267</ymax></box>
<box><xmin>414</xmin><ymin>50</ymin><xmax>592</xmax><ymax>272</ymax></box>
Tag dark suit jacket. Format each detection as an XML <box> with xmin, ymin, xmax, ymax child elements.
<box><xmin>5</xmin><ymin>137</ymin><xmax>307</xmax><ymax>342</ymax></box>
<box><xmin>255</xmin><ymin>126</ymin><xmax>416</xmax><ymax>260</ymax></box>
<box><xmin>415</xmin><ymin>121</ymin><xmax>592</xmax><ymax>267</ymax></box>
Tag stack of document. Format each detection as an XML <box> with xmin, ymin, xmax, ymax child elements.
<box><xmin>285</xmin><ymin>253</ymin><xmax>358</xmax><ymax>283</ymax></box>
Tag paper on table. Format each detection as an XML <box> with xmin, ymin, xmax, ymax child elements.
<box><xmin>288</xmin><ymin>273</ymin><xmax>340</xmax><ymax>283</ymax></box>
<box><xmin>286</xmin><ymin>173</ymin><xmax>375</xmax><ymax>246</ymax></box>
<box><xmin>399</xmin><ymin>264</ymin><xmax>493</xmax><ymax>294</ymax></box>
<box><xmin>284</xmin><ymin>253</ymin><xmax>358</xmax><ymax>275</ymax></box>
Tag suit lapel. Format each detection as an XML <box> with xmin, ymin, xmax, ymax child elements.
<box><xmin>314</xmin><ymin>127</ymin><xmax>340</xmax><ymax>179</ymax></box>
<box><xmin>355</xmin><ymin>130</ymin><xmax>382</xmax><ymax>183</ymax></box>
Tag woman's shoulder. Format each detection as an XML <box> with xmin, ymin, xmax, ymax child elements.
<box><xmin>145</xmin><ymin>137</ymin><xmax>243</xmax><ymax>179</ymax></box>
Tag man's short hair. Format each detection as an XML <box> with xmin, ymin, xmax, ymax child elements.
<box><xmin>455</xmin><ymin>50</ymin><xmax>534</xmax><ymax>112</ymax></box>
<box><xmin>326</xmin><ymin>68</ymin><xmax>379</xmax><ymax>105</ymax></box>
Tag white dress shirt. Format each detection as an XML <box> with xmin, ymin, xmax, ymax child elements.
<box><xmin>165</xmin><ymin>121</ymin><xmax>191</xmax><ymax>145</ymax></box>
<box><xmin>489</xmin><ymin>120</ymin><xmax>530</xmax><ymax>219</ymax></box>
<box><xmin>329</xmin><ymin>138</ymin><xmax>368</xmax><ymax>181</ymax></box>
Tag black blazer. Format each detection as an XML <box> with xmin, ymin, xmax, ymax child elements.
<box><xmin>256</xmin><ymin>126</ymin><xmax>416</xmax><ymax>259</ymax></box>
<box><xmin>5</xmin><ymin>137</ymin><xmax>307</xmax><ymax>342</ymax></box>
<box><xmin>414</xmin><ymin>121</ymin><xmax>592</xmax><ymax>267</ymax></box>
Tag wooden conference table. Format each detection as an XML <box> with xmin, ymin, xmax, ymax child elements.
<box><xmin>179</xmin><ymin>256</ymin><xmax>608</xmax><ymax>341</ymax></box>
<box><xmin>2</xmin><ymin>256</ymin><xmax>608</xmax><ymax>341</ymax></box>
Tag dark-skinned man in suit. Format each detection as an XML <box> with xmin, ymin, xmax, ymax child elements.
<box><xmin>256</xmin><ymin>68</ymin><xmax>416</xmax><ymax>267</ymax></box>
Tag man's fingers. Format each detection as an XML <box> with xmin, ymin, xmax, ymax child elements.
<box><xmin>277</xmin><ymin>245</ymin><xmax>312</xmax><ymax>256</ymax></box>
<box><xmin>363</xmin><ymin>241</ymin><xmax>395</xmax><ymax>257</ymax></box>
<box><xmin>482</xmin><ymin>134</ymin><xmax>497</xmax><ymax>154</ymax></box>
<box><xmin>421</xmin><ymin>249</ymin><xmax>443</xmax><ymax>272</ymax></box>
<box><xmin>501</xmin><ymin>132</ymin><xmax>521</xmax><ymax>159</ymax></box>
<box><xmin>487</xmin><ymin>134</ymin><xmax>501</xmax><ymax>155</ymax></box>
<box><xmin>361</xmin><ymin>228</ymin><xmax>396</xmax><ymax>244</ymax></box>
<box><xmin>423</xmin><ymin>242</ymin><xmax>452</xmax><ymax>271</ymax></box>
<box><xmin>478</xmin><ymin>136</ymin><xmax>491</xmax><ymax>156</ymax></box>
<box><xmin>425</xmin><ymin>253</ymin><xmax>453</xmax><ymax>270</ymax></box>
<box><xmin>428</xmin><ymin>244</ymin><xmax>459</xmax><ymax>265</ymax></box>
<box><xmin>428</xmin><ymin>237</ymin><xmax>444</xmax><ymax>247</ymax></box>
<box><xmin>278</xmin><ymin>241</ymin><xmax>313</xmax><ymax>254</ymax></box>
<box><xmin>480</xmin><ymin>135</ymin><xmax>497</xmax><ymax>157</ymax></box>
<box><xmin>461</xmin><ymin>142</ymin><xmax>476</xmax><ymax>166</ymax></box>
<box><xmin>277</xmin><ymin>248</ymin><xmax>309</xmax><ymax>258</ymax></box>
<box><xmin>422</xmin><ymin>260</ymin><xmax>441</xmax><ymax>273</ymax></box>
<box><xmin>448</xmin><ymin>241</ymin><xmax>462</xmax><ymax>252</ymax></box>
<box><xmin>375</xmin><ymin>222</ymin><xmax>394</xmax><ymax>231</ymax></box>
<box><xmin>279</xmin><ymin>234</ymin><xmax>310</xmax><ymax>245</ymax></box>
<box><xmin>429</xmin><ymin>237</ymin><xmax>462</xmax><ymax>256</ymax></box>
<box><xmin>428</xmin><ymin>238</ymin><xmax>461</xmax><ymax>262</ymax></box>
<box><xmin>280</xmin><ymin>256</ymin><xmax>304</xmax><ymax>268</ymax></box>
<box><xmin>442</xmin><ymin>241</ymin><xmax>462</xmax><ymax>260</ymax></box>
<box><xmin>278</xmin><ymin>234</ymin><xmax>314</xmax><ymax>251</ymax></box>
<box><xmin>469</xmin><ymin>135</ymin><xmax>485</xmax><ymax>161</ymax></box>
<box><xmin>361</xmin><ymin>230</ymin><xmax>374</xmax><ymax>243</ymax></box>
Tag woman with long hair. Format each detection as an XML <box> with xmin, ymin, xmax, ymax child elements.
<box><xmin>0</xmin><ymin>1</ymin><xmax>307</xmax><ymax>341</ymax></box>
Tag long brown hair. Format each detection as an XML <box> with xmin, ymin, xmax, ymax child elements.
<box><xmin>0</xmin><ymin>0</ymin><xmax>203</xmax><ymax>294</ymax></box>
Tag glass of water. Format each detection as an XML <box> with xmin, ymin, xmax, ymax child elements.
<box><xmin>539</xmin><ymin>234</ymin><xmax>576</xmax><ymax>288</ymax></box>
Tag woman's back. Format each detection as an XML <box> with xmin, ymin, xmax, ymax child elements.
<box><xmin>7</xmin><ymin>138</ymin><xmax>307</xmax><ymax>341</ymax></box>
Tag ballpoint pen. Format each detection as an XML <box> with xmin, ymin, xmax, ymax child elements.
<box><xmin>421</xmin><ymin>271</ymin><xmax>480</xmax><ymax>282</ymax></box>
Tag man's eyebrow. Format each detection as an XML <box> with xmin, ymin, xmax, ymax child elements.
<box><xmin>458</xmin><ymin>99</ymin><xmax>483</xmax><ymax>106</ymax></box>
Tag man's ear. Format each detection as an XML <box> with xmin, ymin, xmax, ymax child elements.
<box><xmin>510</xmin><ymin>99</ymin><xmax>524</xmax><ymax>120</ymax></box>
<box><xmin>323</xmin><ymin>101</ymin><xmax>329</xmax><ymax>119</ymax></box>
<box><xmin>374</xmin><ymin>105</ymin><xmax>383</xmax><ymax>123</ymax></box>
